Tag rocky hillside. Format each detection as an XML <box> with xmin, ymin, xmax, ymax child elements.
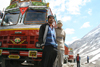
<box><xmin>69</xmin><ymin>24</ymin><xmax>100</xmax><ymax>63</ymax></box>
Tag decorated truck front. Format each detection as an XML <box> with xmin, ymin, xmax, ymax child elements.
<box><xmin>68</xmin><ymin>48</ymin><xmax>74</xmax><ymax>62</ymax></box>
<box><xmin>0</xmin><ymin>0</ymin><xmax>57</xmax><ymax>67</ymax></box>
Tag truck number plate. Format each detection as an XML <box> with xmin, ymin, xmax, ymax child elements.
<box><xmin>29</xmin><ymin>51</ymin><xmax>37</xmax><ymax>58</ymax></box>
<box><xmin>8</xmin><ymin>55</ymin><xmax>20</xmax><ymax>59</ymax></box>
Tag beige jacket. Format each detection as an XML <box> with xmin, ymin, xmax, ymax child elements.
<box><xmin>56</xmin><ymin>28</ymin><xmax>66</xmax><ymax>50</ymax></box>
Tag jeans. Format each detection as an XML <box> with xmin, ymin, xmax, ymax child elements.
<box><xmin>77</xmin><ymin>61</ymin><xmax>80</xmax><ymax>67</ymax></box>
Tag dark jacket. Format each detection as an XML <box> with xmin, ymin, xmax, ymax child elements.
<box><xmin>38</xmin><ymin>23</ymin><xmax>56</xmax><ymax>46</ymax></box>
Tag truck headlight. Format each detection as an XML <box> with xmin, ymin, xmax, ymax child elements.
<box><xmin>36</xmin><ymin>42</ymin><xmax>41</xmax><ymax>48</ymax></box>
<box><xmin>0</xmin><ymin>42</ymin><xmax>2</xmax><ymax>46</ymax></box>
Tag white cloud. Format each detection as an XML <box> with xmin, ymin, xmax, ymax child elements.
<box><xmin>57</xmin><ymin>15</ymin><xmax>71</xmax><ymax>22</ymax></box>
<box><xmin>46</xmin><ymin>0</ymin><xmax>91</xmax><ymax>23</ymax></box>
<box><xmin>47</xmin><ymin>0</ymin><xmax>91</xmax><ymax>15</ymax></box>
<box><xmin>72</xmin><ymin>37</ymin><xmax>79</xmax><ymax>40</ymax></box>
<box><xmin>62</xmin><ymin>16</ymin><xmax>71</xmax><ymax>22</ymax></box>
<box><xmin>83</xmin><ymin>0</ymin><xmax>91</xmax><ymax>5</ymax></box>
<box><xmin>88</xmin><ymin>8</ymin><xmax>92</xmax><ymax>15</ymax></box>
<box><xmin>64</xmin><ymin>28</ymin><xmax>75</xmax><ymax>34</ymax></box>
<box><xmin>80</xmin><ymin>22</ymin><xmax>90</xmax><ymax>29</ymax></box>
<box><xmin>65</xmin><ymin>37</ymin><xmax>79</xmax><ymax>45</ymax></box>
<box><xmin>48</xmin><ymin>0</ymin><xmax>66</xmax><ymax>12</ymax></box>
<box><xmin>66</xmin><ymin>0</ymin><xmax>81</xmax><ymax>15</ymax></box>
<box><xmin>66</xmin><ymin>0</ymin><xmax>91</xmax><ymax>15</ymax></box>
<box><xmin>0</xmin><ymin>0</ymin><xmax>10</xmax><ymax>10</ymax></box>
<box><xmin>47</xmin><ymin>0</ymin><xmax>67</xmax><ymax>21</ymax></box>
<box><xmin>65</xmin><ymin>41</ymin><xmax>72</xmax><ymax>45</ymax></box>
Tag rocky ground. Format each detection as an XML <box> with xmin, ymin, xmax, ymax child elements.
<box><xmin>63</xmin><ymin>62</ymin><xmax>100</xmax><ymax>67</ymax></box>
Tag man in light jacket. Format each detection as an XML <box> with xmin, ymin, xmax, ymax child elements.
<box><xmin>54</xmin><ymin>20</ymin><xmax>66</xmax><ymax>67</ymax></box>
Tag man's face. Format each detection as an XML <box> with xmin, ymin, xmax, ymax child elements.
<box><xmin>48</xmin><ymin>17</ymin><xmax>54</xmax><ymax>24</ymax></box>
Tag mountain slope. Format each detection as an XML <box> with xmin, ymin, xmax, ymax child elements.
<box><xmin>69</xmin><ymin>24</ymin><xmax>100</xmax><ymax>63</ymax></box>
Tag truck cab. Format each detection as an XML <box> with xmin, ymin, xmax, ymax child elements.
<box><xmin>0</xmin><ymin>1</ymin><xmax>57</xmax><ymax>67</ymax></box>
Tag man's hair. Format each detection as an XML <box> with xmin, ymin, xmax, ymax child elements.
<box><xmin>48</xmin><ymin>15</ymin><xmax>54</xmax><ymax>19</ymax></box>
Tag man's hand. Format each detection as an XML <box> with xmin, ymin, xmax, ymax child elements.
<box><xmin>42</xmin><ymin>46</ymin><xmax>44</xmax><ymax>49</ymax></box>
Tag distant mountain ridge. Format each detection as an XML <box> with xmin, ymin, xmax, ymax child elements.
<box><xmin>69</xmin><ymin>24</ymin><xmax>100</xmax><ymax>63</ymax></box>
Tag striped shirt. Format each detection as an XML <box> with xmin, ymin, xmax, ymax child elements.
<box><xmin>45</xmin><ymin>26</ymin><xmax>58</xmax><ymax>48</ymax></box>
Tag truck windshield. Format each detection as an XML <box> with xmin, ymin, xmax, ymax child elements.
<box><xmin>24</xmin><ymin>10</ymin><xmax>46</xmax><ymax>25</ymax></box>
<box><xmin>3</xmin><ymin>11</ymin><xmax>20</xmax><ymax>26</ymax></box>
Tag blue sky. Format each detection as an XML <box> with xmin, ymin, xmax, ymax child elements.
<box><xmin>0</xmin><ymin>0</ymin><xmax>100</xmax><ymax>45</ymax></box>
<box><xmin>46</xmin><ymin>0</ymin><xmax>100</xmax><ymax>45</ymax></box>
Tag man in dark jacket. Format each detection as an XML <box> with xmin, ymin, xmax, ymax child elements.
<box><xmin>38</xmin><ymin>15</ymin><xmax>58</xmax><ymax>67</ymax></box>
<box><xmin>87</xmin><ymin>56</ymin><xmax>89</xmax><ymax>63</ymax></box>
<box><xmin>76</xmin><ymin>54</ymin><xmax>81</xmax><ymax>67</ymax></box>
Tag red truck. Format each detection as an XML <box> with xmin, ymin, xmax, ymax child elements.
<box><xmin>64</xmin><ymin>43</ymin><xmax>69</xmax><ymax>63</ymax></box>
<box><xmin>68</xmin><ymin>48</ymin><xmax>74</xmax><ymax>62</ymax></box>
<box><xmin>0</xmin><ymin>0</ymin><xmax>57</xmax><ymax>67</ymax></box>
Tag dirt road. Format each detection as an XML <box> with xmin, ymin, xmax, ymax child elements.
<box><xmin>63</xmin><ymin>62</ymin><xmax>98</xmax><ymax>67</ymax></box>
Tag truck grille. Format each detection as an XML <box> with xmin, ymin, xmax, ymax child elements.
<box><xmin>8</xmin><ymin>36</ymin><xmax>27</xmax><ymax>44</ymax></box>
<box><xmin>0</xmin><ymin>36</ymin><xmax>8</xmax><ymax>44</ymax></box>
<box><xmin>0</xmin><ymin>35</ymin><xmax>39</xmax><ymax>48</ymax></box>
<box><xmin>0</xmin><ymin>36</ymin><xmax>3</xmax><ymax>40</ymax></box>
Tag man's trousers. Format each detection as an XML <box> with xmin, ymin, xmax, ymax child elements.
<box><xmin>41</xmin><ymin>45</ymin><xmax>57</xmax><ymax>67</ymax></box>
<box><xmin>77</xmin><ymin>61</ymin><xmax>80</xmax><ymax>67</ymax></box>
<box><xmin>53</xmin><ymin>50</ymin><xmax>64</xmax><ymax>67</ymax></box>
